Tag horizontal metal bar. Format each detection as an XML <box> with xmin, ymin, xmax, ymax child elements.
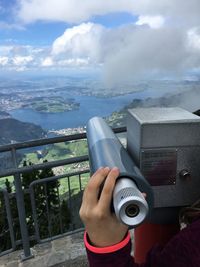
<box><xmin>29</xmin><ymin>169</ymin><xmax>90</xmax><ymax>187</ymax></box>
<box><xmin>38</xmin><ymin>228</ymin><xmax>85</xmax><ymax>244</ymax></box>
<box><xmin>0</xmin><ymin>127</ymin><xmax>126</xmax><ymax>153</ymax></box>
<box><xmin>0</xmin><ymin>248</ymin><xmax>14</xmax><ymax>257</ymax></box>
<box><xmin>0</xmin><ymin>133</ymin><xmax>87</xmax><ymax>152</ymax></box>
<box><xmin>0</xmin><ymin>155</ymin><xmax>89</xmax><ymax>178</ymax></box>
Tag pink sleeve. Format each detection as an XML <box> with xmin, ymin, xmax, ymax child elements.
<box><xmin>84</xmin><ymin>231</ymin><xmax>143</xmax><ymax>267</ymax></box>
<box><xmin>84</xmin><ymin>231</ymin><xmax>131</xmax><ymax>254</ymax></box>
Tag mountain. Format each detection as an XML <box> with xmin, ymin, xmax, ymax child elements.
<box><xmin>0</xmin><ymin>118</ymin><xmax>46</xmax><ymax>145</ymax></box>
<box><xmin>0</xmin><ymin>110</ymin><xmax>10</xmax><ymax>119</ymax></box>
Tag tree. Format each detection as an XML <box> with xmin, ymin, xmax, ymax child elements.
<box><xmin>37</xmin><ymin>160</ymin><xmax>61</xmax><ymax>237</ymax></box>
<box><xmin>0</xmin><ymin>179</ymin><xmax>15</xmax><ymax>252</ymax></box>
<box><xmin>1</xmin><ymin>159</ymin><xmax>72</xmax><ymax>253</ymax></box>
<box><xmin>21</xmin><ymin>161</ymin><xmax>40</xmax><ymax>238</ymax></box>
<box><xmin>60</xmin><ymin>199</ymin><xmax>71</xmax><ymax>232</ymax></box>
<box><xmin>0</xmin><ymin>190</ymin><xmax>10</xmax><ymax>252</ymax></box>
<box><xmin>5</xmin><ymin>178</ymin><xmax>12</xmax><ymax>193</ymax></box>
<box><xmin>22</xmin><ymin>160</ymin><xmax>71</xmax><ymax>239</ymax></box>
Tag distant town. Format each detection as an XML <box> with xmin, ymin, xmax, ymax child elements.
<box><xmin>49</xmin><ymin>127</ymin><xmax>86</xmax><ymax>136</ymax></box>
<box><xmin>0</xmin><ymin>88</ymin><xmax>80</xmax><ymax>114</ymax></box>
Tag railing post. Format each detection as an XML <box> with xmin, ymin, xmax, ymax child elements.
<box><xmin>12</xmin><ymin>148</ymin><xmax>33</xmax><ymax>261</ymax></box>
<box><xmin>14</xmin><ymin>173</ymin><xmax>34</xmax><ymax>260</ymax></box>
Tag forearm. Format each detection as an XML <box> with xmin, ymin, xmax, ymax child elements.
<box><xmin>80</xmin><ymin>168</ymin><xmax>144</xmax><ymax>267</ymax></box>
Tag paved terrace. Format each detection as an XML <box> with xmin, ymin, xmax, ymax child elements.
<box><xmin>0</xmin><ymin>230</ymin><xmax>134</xmax><ymax>267</ymax></box>
<box><xmin>0</xmin><ymin>231</ymin><xmax>88</xmax><ymax>267</ymax></box>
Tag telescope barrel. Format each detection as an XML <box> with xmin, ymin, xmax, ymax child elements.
<box><xmin>86</xmin><ymin>117</ymin><xmax>154</xmax><ymax>227</ymax></box>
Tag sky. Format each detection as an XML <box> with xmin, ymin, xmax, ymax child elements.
<box><xmin>0</xmin><ymin>0</ymin><xmax>200</xmax><ymax>84</ymax></box>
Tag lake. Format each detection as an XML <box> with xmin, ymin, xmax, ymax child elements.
<box><xmin>9</xmin><ymin>82</ymin><xmax>176</xmax><ymax>131</ymax></box>
<box><xmin>10</xmin><ymin>91</ymin><xmax>147</xmax><ymax>130</ymax></box>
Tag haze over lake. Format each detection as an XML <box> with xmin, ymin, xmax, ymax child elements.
<box><xmin>2</xmin><ymin>75</ymin><xmax>198</xmax><ymax>131</ymax></box>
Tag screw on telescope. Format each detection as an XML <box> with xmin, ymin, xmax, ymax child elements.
<box><xmin>179</xmin><ymin>169</ymin><xmax>191</xmax><ymax>180</ymax></box>
<box><xmin>125</xmin><ymin>204</ymin><xmax>140</xmax><ymax>218</ymax></box>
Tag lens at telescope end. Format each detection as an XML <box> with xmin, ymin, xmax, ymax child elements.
<box><xmin>125</xmin><ymin>204</ymin><xmax>139</xmax><ymax>218</ymax></box>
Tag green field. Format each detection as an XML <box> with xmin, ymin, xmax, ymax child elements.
<box><xmin>21</xmin><ymin>139</ymin><xmax>89</xmax><ymax>195</ymax></box>
<box><xmin>0</xmin><ymin>138</ymin><xmax>90</xmax><ymax>196</ymax></box>
<box><xmin>29</xmin><ymin>98</ymin><xmax>80</xmax><ymax>113</ymax></box>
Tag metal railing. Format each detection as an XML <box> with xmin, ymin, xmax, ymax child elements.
<box><xmin>0</xmin><ymin>127</ymin><xmax>126</xmax><ymax>260</ymax></box>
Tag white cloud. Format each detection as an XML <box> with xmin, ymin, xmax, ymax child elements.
<box><xmin>49</xmin><ymin>22</ymin><xmax>200</xmax><ymax>83</ymax></box>
<box><xmin>41</xmin><ymin>56</ymin><xmax>90</xmax><ymax>68</ymax></box>
<box><xmin>58</xmin><ymin>58</ymin><xmax>89</xmax><ymax>67</ymax></box>
<box><xmin>12</xmin><ymin>55</ymin><xmax>33</xmax><ymax>66</ymax></box>
<box><xmin>136</xmin><ymin>15</ymin><xmax>165</xmax><ymax>29</ymax></box>
<box><xmin>0</xmin><ymin>46</ymin><xmax>14</xmax><ymax>56</ymax></box>
<box><xmin>0</xmin><ymin>57</ymin><xmax>9</xmax><ymax>66</ymax></box>
<box><xmin>0</xmin><ymin>44</ymin><xmax>50</xmax><ymax>71</ymax></box>
<box><xmin>16</xmin><ymin>0</ymin><xmax>135</xmax><ymax>24</ymax></box>
<box><xmin>1</xmin><ymin>0</ymin><xmax>200</xmax><ymax>81</ymax></box>
<box><xmin>2</xmin><ymin>21</ymin><xmax>199</xmax><ymax>81</ymax></box>
<box><xmin>16</xmin><ymin>0</ymin><xmax>200</xmax><ymax>29</ymax></box>
<box><xmin>51</xmin><ymin>22</ymin><xmax>104</xmax><ymax>66</ymax></box>
<box><xmin>41</xmin><ymin>57</ymin><xmax>54</xmax><ymax>67</ymax></box>
<box><xmin>187</xmin><ymin>28</ymin><xmax>200</xmax><ymax>50</ymax></box>
<box><xmin>101</xmin><ymin>26</ymin><xmax>185</xmax><ymax>85</ymax></box>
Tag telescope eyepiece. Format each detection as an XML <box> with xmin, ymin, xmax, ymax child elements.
<box><xmin>113</xmin><ymin>178</ymin><xmax>149</xmax><ymax>227</ymax></box>
<box><xmin>125</xmin><ymin>204</ymin><xmax>140</xmax><ymax>218</ymax></box>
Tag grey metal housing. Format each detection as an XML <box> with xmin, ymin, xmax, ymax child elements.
<box><xmin>127</xmin><ymin>107</ymin><xmax>200</xmax><ymax>211</ymax></box>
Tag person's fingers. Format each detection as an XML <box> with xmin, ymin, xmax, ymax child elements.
<box><xmin>98</xmin><ymin>167</ymin><xmax>119</xmax><ymax>212</ymax></box>
<box><xmin>82</xmin><ymin>167</ymin><xmax>110</xmax><ymax>207</ymax></box>
<box><xmin>142</xmin><ymin>192</ymin><xmax>147</xmax><ymax>198</ymax></box>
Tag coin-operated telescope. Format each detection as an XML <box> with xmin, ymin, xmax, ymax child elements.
<box><xmin>87</xmin><ymin>107</ymin><xmax>200</xmax><ymax>262</ymax></box>
<box><xmin>127</xmin><ymin>107</ymin><xmax>200</xmax><ymax>224</ymax></box>
<box><xmin>87</xmin><ymin>107</ymin><xmax>200</xmax><ymax>228</ymax></box>
<box><xmin>86</xmin><ymin>117</ymin><xmax>154</xmax><ymax>228</ymax></box>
